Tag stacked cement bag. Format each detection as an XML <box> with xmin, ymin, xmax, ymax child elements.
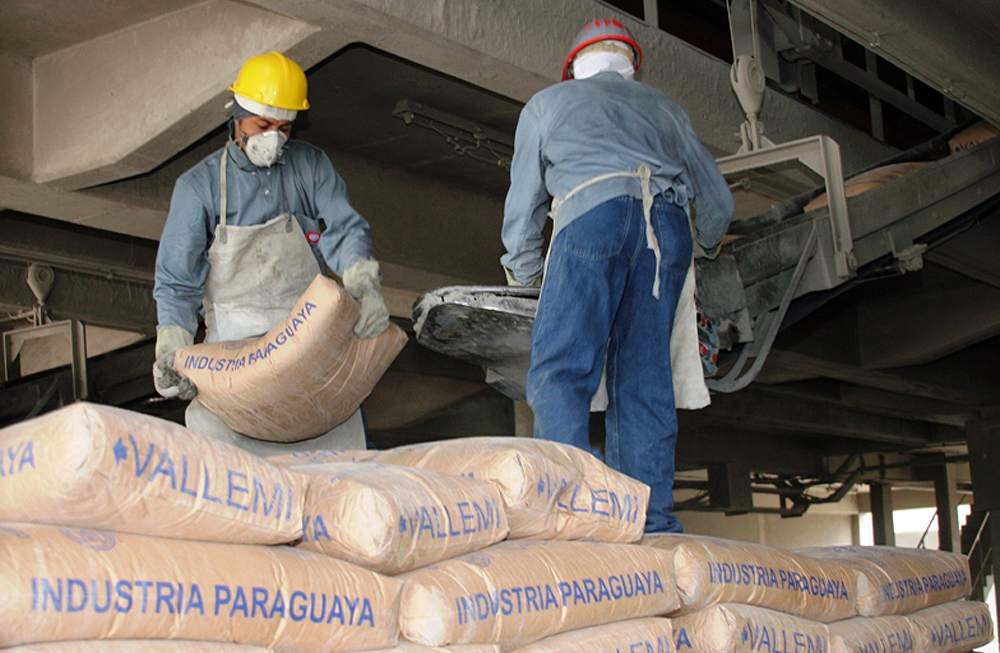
<box><xmin>291</xmin><ymin>461</ymin><xmax>509</xmax><ymax>574</ymax></box>
<box><xmin>506</xmin><ymin>617</ymin><xmax>674</xmax><ymax>653</ymax></box>
<box><xmin>642</xmin><ymin>534</ymin><xmax>862</xmax><ymax>622</ymax></box>
<box><xmin>0</xmin><ymin>521</ymin><xmax>401</xmax><ymax>650</ymax></box>
<box><xmin>175</xmin><ymin>274</ymin><xmax>408</xmax><ymax>442</ymax></box>
<box><xmin>908</xmin><ymin>601</ymin><xmax>993</xmax><ymax>653</ymax></box>
<box><xmin>374</xmin><ymin>437</ymin><xmax>649</xmax><ymax>542</ymax></box>
<box><xmin>671</xmin><ymin>603</ymin><xmax>832</xmax><ymax>653</ymax></box>
<box><xmin>829</xmin><ymin>615</ymin><xmax>924</xmax><ymax>653</ymax></box>
<box><xmin>795</xmin><ymin>546</ymin><xmax>971</xmax><ymax>617</ymax></box>
<box><xmin>397</xmin><ymin>539</ymin><xmax>679</xmax><ymax>650</ymax></box>
<box><xmin>0</xmin><ymin>402</ymin><xmax>307</xmax><ymax>544</ymax></box>
<box><xmin>0</xmin><ymin>403</ymin><xmax>403</xmax><ymax>651</ymax></box>
<box><xmin>269</xmin><ymin>449</ymin><xmax>379</xmax><ymax>466</ymax></box>
<box><xmin>0</xmin><ymin>638</ymin><xmax>500</xmax><ymax>653</ymax></box>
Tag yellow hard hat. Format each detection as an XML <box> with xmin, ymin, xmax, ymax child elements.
<box><xmin>229</xmin><ymin>52</ymin><xmax>309</xmax><ymax>112</ymax></box>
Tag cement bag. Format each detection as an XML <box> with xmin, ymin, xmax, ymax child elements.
<box><xmin>828</xmin><ymin>616</ymin><xmax>923</xmax><ymax>653</ymax></box>
<box><xmin>0</xmin><ymin>402</ymin><xmax>306</xmax><ymax>545</ymax></box>
<box><xmin>397</xmin><ymin>539</ymin><xmax>679</xmax><ymax>650</ymax></box>
<box><xmin>374</xmin><ymin>437</ymin><xmax>649</xmax><ymax>542</ymax></box>
<box><xmin>293</xmin><ymin>462</ymin><xmax>509</xmax><ymax>574</ymax></box>
<box><xmin>175</xmin><ymin>274</ymin><xmax>408</xmax><ymax>442</ymax></box>
<box><xmin>0</xmin><ymin>522</ymin><xmax>401</xmax><ymax>651</ymax></box>
<box><xmin>642</xmin><ymin>534</ymin><xmax>861</xmax><ymax>622</ymax></box>
<box><xmin>366</xmin><ymin>645</ymin><xmax>501</xmax><ymax>653</ymax></box>
<box><xmin>671</xmin><ymin>604</ymin><xmax>831</xmax><ymax>653</ymax></box>
<box><xmin>804</xmin><ymin>163</ymin><xmax>930</xmax><ymax>213</ymax></box>
<box><xmin>0</xmin><ymin>642</ymin><xmax>272</xmax><ymax>652</ymax></box>
<box><xmin>948</xmin><ymin>121</ymin><xmax>1000</xmax><ymax>154</ymax></box>
<box><xmin>268</xmin><ymin>449</ymin><xmax>379</xmax><ymax>466</ymax></box>
<box><xmin>506</xmin><ymin>617</ymin><xmax>674</xmax><ymax>653</ymax></box>
<box><xmin>908</xmin><ymin>601</ymin><xmax>993</xmax><ymax>653</ymax></box>
<box><xmin>795</xmin><ymin>546</ymin><xmax>970</xmax><ymax>616</ymax></box>
<box><xmin>2</xmin><ymin>644</ymin><xmax>498</xmax><ymax>653</ymax></box>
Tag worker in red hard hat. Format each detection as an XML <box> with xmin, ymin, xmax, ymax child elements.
<box><xmin>152</xmin><ymin>52</ymin><xmax>389</xmax><ymax>454</ymax></box>
<box><xmin>501</xmin><ymin>19</ymin><xmax>735</xmax><ymax>533</ymax></box>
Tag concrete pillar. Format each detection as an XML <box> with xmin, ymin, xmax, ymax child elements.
<box><xmin>966</xmin><ymin>413</ymin><xmax>1000</xmax><ymax>629</ymax></box>
<box><xmin>932</xmin><ymin>460</ymin><xmax>961</xmax><ymax>552</ymax></box>
<box><xmin>869</xmin><ymin>481</ymin><xmax>896</xmax><ymax>546</ymax></box>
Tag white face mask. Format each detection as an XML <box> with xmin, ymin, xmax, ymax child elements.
<box><xmin>244</xmin><ymin>130</ymin><xmax>288</xmax><ymax>167</ymax></box>
<box><xmin>573</xmin><ymin>51</ymin><xmax>635</xmax><ymax>80</ymax></box>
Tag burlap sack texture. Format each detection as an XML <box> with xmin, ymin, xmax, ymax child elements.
<box><xmin>671</xmin><ymin>603</ymin><xmax>831</xmax><ymax>653</ymax></box>
<box><xmin>907</xmin><ymin>601</ymin><xmax>993</xmax><ymax>653</ymax></box>
<box><xmin>642</xmin><ymin>534</ymin><xmax>863</xmax><ymax>623</ymax></box>
<box><xmin>0</xmin><ymin>522</ymin><xmax>402</xmax><ymax>651</ymax></box>
<box><xmin>175</xmin><ymin>275</ymin><xmax>408</xmax><ymax>442</ymax></box>
<box><xmin>0</xmin><ymin>402</ymin><xmax>307</xmax><ymax>545</ymax></box>
<box><xmin>795</xmin><ymin>546</ymin><xmax>971</xmax><ymax>617</ymax></box>
<box><xmin>292</xmin><ymin>462</ymin><xmax>509</xmax><ymax>574</ymax></box>
<box><xmin>374</xmin><ymin>437</ymin><xmax>649</xmax><ymax>542</ymax></box>
<box><xmin>504</xmin><ymin>617</ymin><xmax>674</xmax><ymax>653</ymax></box>
<box><xmin>397</xmin><ymin>539</ymin><xmax>679</xmax><ymax>650</ymax></box>
<box><xmin>0</xmin><ymin>642</ymin><xmax>273</xmax><ymax>652</ymax></box>
<box><xmin>829</xmin><ymin>614</ymin><xmax>925</xmax><ymax>653</ymax></box>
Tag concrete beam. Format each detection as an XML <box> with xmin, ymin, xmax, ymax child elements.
<box><xmin>0</xmin><ymin>175</ymin><xmax>167</xmax><ymax>240</ymax></box>
<box><xmin>248</xmin><ymin>0</ymin><xmax>895</xmax><ymax>174</ymax></box>
<box><xmin>32</xmin><ymin>0</ymin><xmax>319</xmax><ymax>188</ymax></box>
<box><xmin>785</xmin><ymin>0</ymin><xmax>1000</xmax><ymax>128</ymax></box>
<box><xmin>0</xmin><ymin>258</ymin><xmax>156</xmax><ymax>334</ymax></box>
<box><xmin>0</xmin><ymin>52</ymin><xmax>33</xmax><ymax>180</ymax></box>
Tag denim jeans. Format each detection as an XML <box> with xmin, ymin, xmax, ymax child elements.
<box><xmin>527</xmin><ymin>194</ymin><xmax>692</xmax><ymax>533</ymax></box>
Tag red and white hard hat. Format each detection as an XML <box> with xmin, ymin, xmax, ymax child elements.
<box><xmin>562</xmin><ymin>18</ymin><xmax>643</xmax><ymax>80</ymax></box>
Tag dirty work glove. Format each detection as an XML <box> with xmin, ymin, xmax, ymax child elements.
<box><xmin>343</xmin><ymin>259</ymin><xmax>390</xmax><ymax>338</ymax></box>
<box><xmin>694</xmin><ymin>239</ymin><xmax>722</xmax><ymax>260</ymax></box>
<box><xmin>153</xmin><ymin>351</ymin><xmax>198</xmax><ymax>400</ymax></box>
<box><xmin>503</xmin><ymin>267</ymin><xmax>542</xmax><ymax>287</ymax></box>
<box><xmin>152</xmin><ymin>325</ymin><xmax>197</xmax><ymax>400</ymax></box>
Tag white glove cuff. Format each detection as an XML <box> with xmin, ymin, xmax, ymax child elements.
<box><xmin>343</xmin><ymin>259</ymin><xmax>381</xmax><ymax>299</ymax></box>
<box><xmin>155</xmin><ymin>325</ymin><xmax>194</xmax><ymax>360</ymax></box>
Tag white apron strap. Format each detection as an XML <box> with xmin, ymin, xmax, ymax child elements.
<box><xmin>218</xmin><ymin>147</ymin><xmax>229</xmax><ymax>243</ymax></box>
<box><xmin>549</xmin><ymin>165</ymin><xmax>663</xmax><ymax>298</ymax></box>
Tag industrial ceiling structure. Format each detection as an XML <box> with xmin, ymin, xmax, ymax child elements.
<box><xmin>1</xmin><ymin>0</ymin><xmax>999</xmax><ymax>546</ymax></box>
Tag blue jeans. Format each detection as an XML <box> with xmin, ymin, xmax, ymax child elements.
<box><xmin>527</xmin><ymin>194</ymin><xmax>692</xmax><ymax>533</ymax></box>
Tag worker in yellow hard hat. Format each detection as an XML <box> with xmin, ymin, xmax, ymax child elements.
<box><xmin>152</xmin><ymin>52</ymin><xmax>389</xmax><ymax>453</ymax></box>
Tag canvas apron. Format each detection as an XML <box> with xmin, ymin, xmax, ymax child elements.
<box><xmin>547</xmin><ymin>165</ymin><xmax>710</xmax><ymax>411</ymax></box>
<box><xmin>185</xmin><ymin>146</ymin><xmax>367</xmax><ymax>453</ymax></box>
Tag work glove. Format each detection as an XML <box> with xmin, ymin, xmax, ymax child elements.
<box><xmin>503</xmin><ymin>267</ymin><xmax>542</xmax><ymax>287</ymax></box>
<box><xmin>343</xmin><ymin>259</ymin><xmax>390</xmax><ymax>338</ymax></box>
<box><xmin>693</xmin><ymin>240</ymin><xmax>722</xmax><ymax>260</ymax></box>
<box><xmin>152</xmin><ymin>325</ymin><xmax>197</xmax><ymax>400</ymax></box>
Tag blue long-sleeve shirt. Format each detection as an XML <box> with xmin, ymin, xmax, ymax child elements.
<box><xmin>154</xmin><ymin>138</ymin><xmax>374</xmax><ymax>334</ymax></box>
<box><xmin>501</xmin><ymin>71</ymin><xmax>735</xmax><ymax>284</ymax></box>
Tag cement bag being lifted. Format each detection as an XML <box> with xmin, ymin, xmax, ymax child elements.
<box><xmin>375</xmin><ymin>437</ymin><xmax>649</xmax><ymax>542</ymax></box>
<box><xmin>828</xmin><ymin>615</ymin><xmax>924</xmax><ymax>653</ymax></box>
<box><xmin>0</xmin><ymin>402</ymin><xmax>306</xmax><ymax>545</ymax></box>
<box><xmin>908</xmin><ymin>601</ymin><xmax>993</xmax><ymax>653</ymax></box>
<box><xmin>0</xmin><ymin>522</ymin><xmax>401</xmax><ymax>651</ymax></box>
<box><xmin>671</xmin><ymin>604</ymin><xmax>831</xmax><ymax>653</ymax></box>
<box><xmin>397</xmin><ymin>539</ymin><xmax>679</xmax><ymax>650</ymax></box>
<box><xmin>293</xmin><ymin>462</ymin><xmax>509</xmax><ymax>574</ymax></box>
<box><xmin>175</xmin><ymin>275</ymin><xmax>408</xmax><ymax>442</ymax></box>
<box><xmin>642</xmin><ymin>534</ymin><xmax>861</xmax><ymax>623</ymax></box>
<box><xmin>795</xmin><ymin>546</ymin><xmax>971</xmax><ymax>616</ymax></box>
<box><xmin>506</xmin><ymin>617</ymin><xmax>674</xmax><ymax>653</ymax></box>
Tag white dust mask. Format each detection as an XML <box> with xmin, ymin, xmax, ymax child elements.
<box><xmin>573</xmin><ymin>51</ymin><xmax>635</xmax><ymax>80</ymax></box>
<box><xmin>244</xmin><ymin>130</ymin><xmax>288</xmax><ymax>167</ymax></box>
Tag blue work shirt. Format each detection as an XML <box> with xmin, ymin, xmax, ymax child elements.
<box><xmin>154</xmin><ymin>138</ymin><xmax>374</xmax><ymax>334</ymax></box>
<box><xmin>501</xmin><ymin>71</ymin><xmax>735</xmax><ymax>284</ymax></box>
